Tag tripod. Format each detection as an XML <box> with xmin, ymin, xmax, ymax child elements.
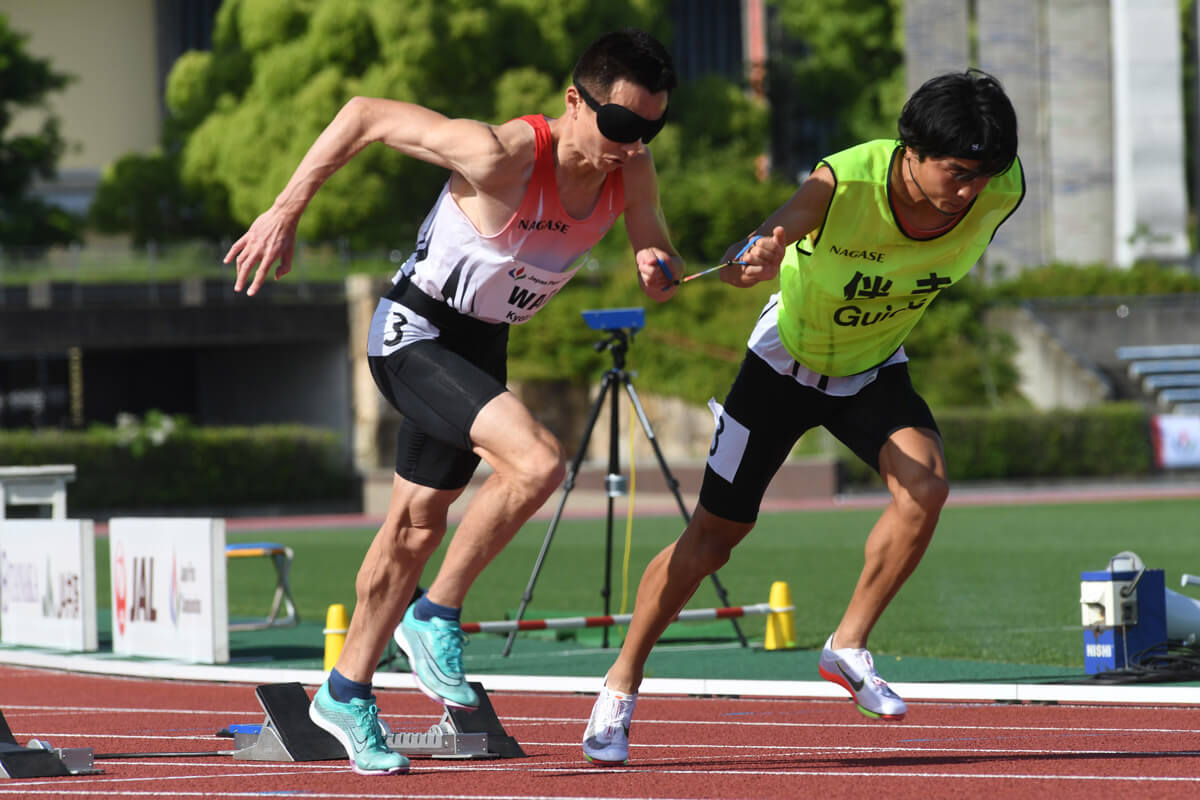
<box><xmin>502</xmin><ymin>324</ymin><xmax>747</xmax><ymax>656</ymax></box>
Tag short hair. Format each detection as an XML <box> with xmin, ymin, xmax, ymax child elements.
<box><xmin>897</xmin><ymin>69</ymin><xmax>1018</xmax><ymax>176</ymax></box>
<box><xmin>572</xmin><ymin>28</ymin><xmax>677</xmax><ymax>100</ymax></box>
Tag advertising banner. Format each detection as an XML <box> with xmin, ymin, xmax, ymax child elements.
<box><xmin>0</xmin><ymin>519</ymin><xmax>98</xmax><ymax>651</ymax></box>
<box><xmin>1151</xmin><ymin>415</ymin><xmax>1200</xmax><ymax>468</ymax></box>
<box><xmin>108</xmin><ymin>517</ymin><xmax>228</xmax><ymax>663</ymax></box>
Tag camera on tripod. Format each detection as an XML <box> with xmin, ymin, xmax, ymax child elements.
<box><xmin>581</xmin><ymin>307</ymin><xmax>645</xmax><ymax>332</ymax></box>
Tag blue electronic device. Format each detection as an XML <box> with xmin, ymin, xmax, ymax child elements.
<box><xmin>581</xmin><ymin>307</ymin><xmax>645</xmax><ymax>331</ymax></box>
<box><xmin>1080</xmin><ymin>568</ymin><xmax>1166</xmax><ymax>673</ymax></box>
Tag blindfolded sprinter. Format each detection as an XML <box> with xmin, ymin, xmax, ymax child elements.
<box><xmin>582</xmin><ymin>69</ymin><xmax>1023</xmax><ymax>766</ymax></box>
<box><xmin>226</xmin><ymin>27</ymin><xmax>781</xmax><ymax>778</ymax></box>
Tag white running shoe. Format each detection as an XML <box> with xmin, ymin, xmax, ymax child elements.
<box><xmin>581</xmin><ymin>684</ymin><xmax>638</xmax><ymax>765</ymax></box>
<box><xmin>817</xmin><ymin>634</ymin><xmax>907</xmax><ymax>720</ymax></box>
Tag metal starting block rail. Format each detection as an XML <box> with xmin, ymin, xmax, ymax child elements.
<box><xmin>232</xmin><ymin>682</ymin><xmax>523</xmax><ymax>762</ymax></box>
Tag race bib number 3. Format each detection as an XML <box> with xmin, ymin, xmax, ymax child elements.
<box><xmin>706</xmin><ymin>398</ymin><xmax>749</xmax><ymax>484</ymax></box>
<box><xmin>377</xmin><ymin>305</ymin><xmax>438</xmax><ymax>356</ymax></box>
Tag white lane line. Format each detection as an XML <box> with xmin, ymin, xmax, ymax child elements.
<box><xmin>534</xmin><ymin>768</ymin><xmax>1200</xmax><ymax>783</ymax></box>
<box><xmin>21</xmin><ymin>733</ymin><xmax>237</xmax><ymax>743</ymax></box>
<box><xmin>40</xmin><ymin>743</ymin><xmax>1200</xmax><ymax>773</ymax></box>
<box><xmin>1</xmin><ymin>767</ymin><xmax>1193</xmax><ymax>791</ymax></box>
<box><xmin>1</xmin><ymin>704</ymin><xmax>261</xmax><ymax>716</ymax></box>
<box><xmin>13</xmin><ymin>702</ymin><xmax>1199</xmax><ymax>731</ymax></box>
<box><xmin>14</xmin><ymin>712</ymin><xmax>1200</xmax><ymax>738</ymax></box>
<box><xmin>1</xmin><ymin>751</ymin><xmax>1195</xmax><ymax>796</ymax></box>
<box><xmin>496</xmin><ymin>715</ymin><xmax>1200</xmax><ymax>734</ymax></box>
<box><xmin>515</xmin><ymin>741</ymin><xmax>1200</xmax><ymax>757</ymax></box>
<box><xmin>0</xmin><ymin>769</ymin><xmax>337</xmax><ymax>789</ymax></box>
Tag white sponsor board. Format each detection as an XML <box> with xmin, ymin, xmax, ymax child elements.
<box><xmin>0</xmin><ymin>519</ymin><xmax>98</xmax><ymax>651</ymax></box>
<box><xmin>109</xmin><ymin>518</ymin><xmax>228</xmax><ymax>663</ymax></box>
<box><xmin>1152</xmin><ymin>415</ymin><xmax>1200</xmax><ymax>468</ymax></box>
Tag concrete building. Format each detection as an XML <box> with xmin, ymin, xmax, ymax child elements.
<box><xmin>905</xmin><ymin>0</ymin><xmax>1192</xmax><ymax>272</ymax></box>
<box><xmin>1</xmin><ymin>0</ymin><xmax>219</xmax><ymax>214</ymax></box>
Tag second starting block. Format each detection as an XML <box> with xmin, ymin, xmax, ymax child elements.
<box><xmin>232</xmin><ymin>682</ymin><xmax>524</xmax><ymax>762</ymax></box>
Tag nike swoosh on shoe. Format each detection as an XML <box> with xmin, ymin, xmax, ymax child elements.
<box><xmin>837</xmin><ymin>662</ymin><xmax>865</xmax><ymax>692</ymax></box>
<box><xmin>416</xmin><ymin>637</ymin><xmax>458</xmax><ymax>683</ymax></box>
<box><xmin>348</xmin><ymin>724</ymin><xmax>368</xmax><ymax>749</ymax></box>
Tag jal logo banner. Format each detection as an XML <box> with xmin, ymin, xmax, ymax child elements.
<box><xmin>1152</xmin><ymin>415</ymin><xmax>1200</xmax><ymax>468</ymax></box>
<box><xmin>0</xmin><ymin>519</ymin><xmax>98</xmax><ymax>651</ymax></box>
<box><xmin>109</xmin><ymin>518</ymin><xmax>228</xmax><ymax>663</ymax></box>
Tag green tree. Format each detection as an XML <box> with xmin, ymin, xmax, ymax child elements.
<box><xmin>768</xmin><ymin>0</ymin><xmax>905</xmax><ymax>178</ymax></box>
<box><xmin>88</xmin><ymin>150</ymin><xmax>238</xmax><ymax>246</ymax></box>
<box><xmin>0</xmin><ymin>14</ymin><xmax>78</xmax><ymax>248</ymax></box>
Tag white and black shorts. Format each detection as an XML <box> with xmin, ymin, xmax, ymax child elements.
<box><xmin>700</xmin><ymin>350</ymin><xmax>939</xmax><ymax>523</ymax></box>
<box><xmin>368</xmin><ymin>277</ymin><xmax>509</xmax><ymax>490</ymax></box>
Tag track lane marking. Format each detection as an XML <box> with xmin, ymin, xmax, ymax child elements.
<box><xmin>497</xmin><ymin>715</ymin><xmax>1200</xmax><ymax>734</ymax></box>
<box><xmin>1</xmin><ymin>766</ymin><xmax>1196</xmax><ymax>791</ymax></box>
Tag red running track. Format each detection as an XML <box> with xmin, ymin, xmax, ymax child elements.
<box><xmin>2</xmin><ymin>665</ymin><xmax>1199</xmax><ymax>799</ymax></box>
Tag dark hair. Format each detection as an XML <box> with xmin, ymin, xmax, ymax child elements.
<box><xmin>572</xmin><ymin>28</ymin><xmax>677</xmax><ymax>99</ymax></box>
<box><xmin>897</xmin><ymin>69</ymin><xmax>1018</xmax><ymax>176</ymax></box>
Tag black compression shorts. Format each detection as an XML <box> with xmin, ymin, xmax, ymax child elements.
<box><xmin>699</xmin><ymin>351</ymin><xmax>939</xmax><ymax>523</ymax></box>
<box><xmin>368</xmin><ymin>280</ymin><xmax>509</xmax><ymax>490</ymax></box>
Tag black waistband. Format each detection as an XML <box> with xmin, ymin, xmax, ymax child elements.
<box><xmin>384</xmin><ymin>275</ymin><xmax>507</xmax><ymax>337</ymax></box>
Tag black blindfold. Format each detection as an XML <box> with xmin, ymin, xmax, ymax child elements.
<box><xmin>574</xmin><ymin>80</ymin><xmax>668</xmax><ymax>144</ymax></box>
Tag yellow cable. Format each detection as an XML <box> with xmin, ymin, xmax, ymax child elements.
<box><xmin>619</xmin><ymin>396</ymin><xmax>637</xmax><ymax>626</ymax></box>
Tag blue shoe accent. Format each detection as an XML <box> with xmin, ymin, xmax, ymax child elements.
<box><xmin>395</xmin><ymin>604</ymin><xmax>479</xmax><ymax>710</ymax></box>
<box><xmin>309</xmin><ymin>682</ymin><xmax>409</xmax><ymax>775</ymax></box>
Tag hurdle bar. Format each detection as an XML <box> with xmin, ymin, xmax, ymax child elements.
<box><xmin>461</xmin><ymin>602</ymin><xmax>791</xmax><ymax>634</ymax></box>
<box><xmin>226</xmin><ymin>542</ymin><xmax>298</xmax><ymax>631</ymax></box>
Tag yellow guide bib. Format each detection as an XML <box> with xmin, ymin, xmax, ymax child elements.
<box><xmin>777</xmin><ymin>140</ymin><xmax>1024</xmax><ymax>376</ymax></box>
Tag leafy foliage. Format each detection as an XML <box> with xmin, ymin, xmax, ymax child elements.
<box><xmin>0</xmin><ymin>416</ymin><xmax>356</xmax><ymax>513</ymax></box>
<box><xmin>0</xmin><ymin>14</ymin><xmax>78</xmax><ymax>247</ymax></box>
<box><xmin>942</xmin><ymin>403</ymin><xmax>1154</xmax><ymax>479</ymax></box>
<box><xmin>88</xmin><ymin>150</ymin><xmax>238</xmax><ymax>246</ymax></box>
<box><xmin>989</xmin><ymin>261</ymin><xmax>1200</xmax><ymax>300</ymax></box>
<box><xmin>768</xmin><ymin>0</ymin><xmax>906</xmax><ymax>178</ymax></box>
<box><xmin>836</xmin><ymin>402</ymin><xmax>1154</xmax><ymax>488</ymax></box>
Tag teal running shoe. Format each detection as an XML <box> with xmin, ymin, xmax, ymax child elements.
<box><xmin>309</xmin><ymin>681</ymin><xmax>409</xmax><ymax>775</ymax></box>
<box><xmin>395</xmin><ymin>604</ymin><xmax>479</xmax><ymax>710</ymax></box>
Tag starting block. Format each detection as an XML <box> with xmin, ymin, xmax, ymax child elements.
<box><xmin>232</xmin><ymin>682</ymin><xmax>524</xmax><ymax>762</ymax></box>
<box><xmin>0</xmin><ymin>709</ymin><xmax>100</xmax><ymax>779</ymax></box>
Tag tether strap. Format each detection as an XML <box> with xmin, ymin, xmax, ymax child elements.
<box><xmin>384</xmin><ymin>275</ymin><xmax>507</xmax><ymax>337</ymax></box>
